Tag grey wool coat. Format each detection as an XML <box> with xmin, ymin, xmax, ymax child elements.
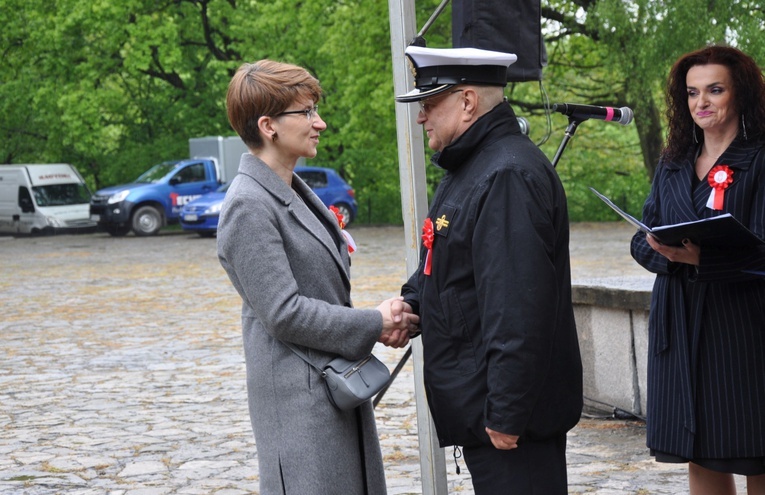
<box><xmin>217</xmin><ymin>153</ymin><xmax>387</xmax><ymax>495</ymax></box>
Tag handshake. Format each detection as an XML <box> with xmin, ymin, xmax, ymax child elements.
<box><xmin>376</xmin><ymin>297</ymin><xmax>419</xmax><ymax>348</ymax></box>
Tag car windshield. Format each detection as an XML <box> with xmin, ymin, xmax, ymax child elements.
<box><xmin>32</xmin><ymin>183</ymin><xmax>92</xmax><ymax>206</ymax></box>
<box><xmin>135</xmin><ymin>161</ymin><xmax>181</xmax><ymax>183</ymax></box>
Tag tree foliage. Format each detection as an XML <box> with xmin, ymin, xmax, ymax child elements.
<box><xmin>2</xmin><ymin>0</ymin><xmax>765</xmax><ymax>223</ymax></box>
<box><xmin>521</xmin><ymin>0</ymin><xmax>765</xmax><ymax>219</ymax></box>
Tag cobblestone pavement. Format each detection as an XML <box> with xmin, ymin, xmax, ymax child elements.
<box><xmin>0</xmin><ymin>224</ymin><xmax>748</xmax><ymax>494</ymax></box>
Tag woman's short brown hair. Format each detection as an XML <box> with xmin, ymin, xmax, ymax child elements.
<box><xmin>226</xmin><ymin>60</ymin><xmax>322</xmax><ymax>149</ymax></box>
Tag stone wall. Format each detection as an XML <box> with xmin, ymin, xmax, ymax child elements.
<box><xmin>572</xmin><ymin>283</ymin><xmax>651</xmax><ymax>417</ymax></box>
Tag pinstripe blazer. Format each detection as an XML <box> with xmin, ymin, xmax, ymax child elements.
<box><xmin>631</xmin><ymin>138</ymin><xmax>765</xmax><ymax>459</ymax></box>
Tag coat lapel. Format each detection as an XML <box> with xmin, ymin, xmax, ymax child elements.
<box><xmin>238</xmin><ymin>154</ymin><xmax>351</xmax><ymax>287</ymax></box>
<box><xmin>663</xmin><ymin>153</ymin><xmax>697</xmax><ymax>224</ymax></box>
<box><xmin>290</xmin><ymin>176</ymin><xmax>352</xmax><ymax>285</ymax></box>
<box><xmin>662</xmin><ymin>139</ymin><xmax>759</xmax><ymax>223</ymax></box>
<box><xmin>715</xmin><ymin>138</ymin><xmax>758</xmax><ymax>199</ymax></box>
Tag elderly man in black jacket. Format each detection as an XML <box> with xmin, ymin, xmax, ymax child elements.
<box><xmin>397</xmin><ymin>46</ymin><xmax>583</xmax><ymax>494</ymax></box>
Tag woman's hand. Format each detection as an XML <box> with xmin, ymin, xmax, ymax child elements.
<box><xmin>646</xmin><ymin>233</ymin><xmax>701</xmax><ymax>265</ymax></box>
<box><xmin>377</xmin><ymin>297</ymin><xmax>419</xmax><ymax>348</ymax></box>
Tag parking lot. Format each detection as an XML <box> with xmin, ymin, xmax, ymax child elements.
<box><xmin>0</xmin><ymin>225</ymin><xmax>746</xmax><ymax>494</ymax></box>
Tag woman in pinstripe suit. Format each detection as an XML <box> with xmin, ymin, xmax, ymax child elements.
<box><xmin>631</xmin><ymin>45</ymin><xmax>765</xmax><ymax>494</ymax></box>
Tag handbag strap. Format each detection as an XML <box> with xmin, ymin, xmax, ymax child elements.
<box><xmin>282</xmin><ymin>341</ymin><xmax>326</xmax><ymax>376</ymax></box>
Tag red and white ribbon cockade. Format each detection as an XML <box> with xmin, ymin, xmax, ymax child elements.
<box><xmin>422</xmin><ymin>217</ymin><xmax>434</xmax><ymax>276</ymax></box>
<box><xmin>706</xmin><ymin>164</ymin><xmax>734</xmax><ymax>211</ymax></box>
<box><xmin>329</xmin><ymin>205</ymin><xmax>356</xmax><ymax>253</ymax></box>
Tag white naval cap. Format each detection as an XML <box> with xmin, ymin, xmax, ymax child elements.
<box><xmin>395</xmin><ymin>46</ymin><xmax>517</xmax><ymax>102</ymax></box>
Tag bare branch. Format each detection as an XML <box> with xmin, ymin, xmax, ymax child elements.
<box><xmin>139</xmin><ymin>46</ymin><xmax>186</xmax><ymax>89</ymax></box>
<box><xmin>193</xmin><ymin>0</ymin><xmax>241</xmax><ymax>61</ymax></box>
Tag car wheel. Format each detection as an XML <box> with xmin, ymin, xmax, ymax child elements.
<box><xmin>131</xmin><ymin>206</ymin><xmax>162</xmax><ymax>236</ymax></box>
<box><xmin>333</xmin><ymin>203</ymin><xmax>353</xmax><ymax>226</ymax></box>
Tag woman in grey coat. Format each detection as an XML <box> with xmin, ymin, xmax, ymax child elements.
<box><xmin>217</xmin><ymin>60</ymin><xmax>416</xmax><ymax>495</ymax></box>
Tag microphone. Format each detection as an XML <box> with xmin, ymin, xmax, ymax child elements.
<box><xmin>552</xmin><ymin>103</ymin><xmax>634</xmax><ymax>125</ymax></box>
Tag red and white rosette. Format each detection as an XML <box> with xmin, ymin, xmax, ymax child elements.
<box><xmin>329</xmin><ymin>205</ymin><xmax>356</xmax><ymax>253</ymax></box>
<box><xmin>706</xmin><ymin>164</ymin><xmax>733</xmax><ymax>210</ymax></box>
<box><xmin>422</xmin><ymin>218</ymin><xmax>434</xmax><ymax>276</ymax></box>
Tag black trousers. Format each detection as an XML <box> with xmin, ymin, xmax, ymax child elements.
<box><xmin>462</xmin><ymin>434</ymin><xmax>568</xmax><ymax>495</ymax></box>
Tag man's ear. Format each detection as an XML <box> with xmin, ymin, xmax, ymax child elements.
<box><xmin>461</xmin><ymin>88</ymin><xmax>479</xmax><ymax>119</ymax></box>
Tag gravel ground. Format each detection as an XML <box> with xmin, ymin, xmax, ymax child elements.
<box><xmin>0</xmin><ymin>224</ymin><xmax>747</xmax><ymax>494</ymax></box>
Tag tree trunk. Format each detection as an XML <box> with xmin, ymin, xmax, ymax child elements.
<box><xmin>632</xmin><ymin>95</ymin><xmax>664</xmax><ymax>182</ymax></box>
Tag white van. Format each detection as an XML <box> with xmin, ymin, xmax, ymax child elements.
<box><xmin>0</xmin><ymin>164</ymin><xmax>97</xmax><ymax>234</ymax></box>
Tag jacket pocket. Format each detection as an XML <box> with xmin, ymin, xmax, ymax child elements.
<box><xmin>439</xmin><ymin>288</ymin><xmax>478</xmax><ymax>375</ymax></box>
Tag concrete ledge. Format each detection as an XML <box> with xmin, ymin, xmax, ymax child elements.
<box><xmin>572</xmin><ymin>284</ymin><xmax>651</xmax><ymax>311</ymax></box>
<box><xmin>572</xmin><ymin>282</ymin><xmax>652</xmax><ymax>416</ymax></box>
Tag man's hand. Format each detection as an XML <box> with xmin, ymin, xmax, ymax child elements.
<box><xmin>377</xmin><ymin>297</ymin><xmax>419</xmax><ymax>348</ymax></box>
<box><xmin>485</xmin><ymin>427</ymin><xmax>519</xmax><ymax>450</ymax></box>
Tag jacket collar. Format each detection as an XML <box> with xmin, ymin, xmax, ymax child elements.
<box><xmin>662</xmin><ymin>137</ymin><xmax>761</xmax><ymax>172</ymax></box>
<box><xmin>433</xmin><ymin>101</ymin><xmax>523</xmax><ymax>172</ymax></box>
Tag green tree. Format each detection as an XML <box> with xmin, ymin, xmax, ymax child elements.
<box><xmin>533</xmin><ymin>0</ymin><xmax>765</xmax><ymax>218</ymax></box>
<box><xmin>1</xmin><ymin>0</ymin><xmax>243</xmax><ymax>186</ymax></box>
<box><xmin>2</xmin><ymin>0</ymin><xmax>765</xmax><ymax>224</ymax></box>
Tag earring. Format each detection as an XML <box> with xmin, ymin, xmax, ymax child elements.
<box><xmin>693</xmin><ymin>125</ymin><xmax>698</xmax><ymax>144</ymax></box>
<box><xmin>272</xmin><ymin>132</ymin><xmax>278</xmax><ymax>142</ymax></box>
<box><xmin>742</xmin><ymin>114</ymin><xmax>748</xmax><ymax>141</ymax></box>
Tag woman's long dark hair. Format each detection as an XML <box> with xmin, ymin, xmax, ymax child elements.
<box><xmin>664</xmin><ymin>45</ymin><xmax>765</xmax><ymax>162</ymax></box>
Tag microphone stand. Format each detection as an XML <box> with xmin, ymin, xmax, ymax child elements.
<box><xmin>551</xmin><ymin>118</ymin><xmax>586</xmax><ymax>168</ymax></box>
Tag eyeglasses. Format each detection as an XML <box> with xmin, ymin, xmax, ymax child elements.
<box><xmin>418</xmin><ymin>89</ymin><xmax>464</xmax><ymax>114</ymax></box>
<box><xmin>276</xmin><ymin>105</ymin><xmax>319</xmax><ymax>121</ymax></box>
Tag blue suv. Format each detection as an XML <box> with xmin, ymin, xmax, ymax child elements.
<box><xmin>180</xmin><ymin>165</ymin><xmax>357</xmax><ymax>236</ymax></box>
<box><xmin>295</xmin><ymin>165</ymin><xmax>357</xmax><ymax>225</ymax></box>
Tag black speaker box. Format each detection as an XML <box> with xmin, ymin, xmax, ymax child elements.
<box><xmin>452</xmin><ymin>0</ymin><xmax>547</xmax><ymax>82</ymax></box>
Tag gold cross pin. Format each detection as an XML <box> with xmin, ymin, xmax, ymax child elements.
<box><xmin>435</xmin><ymin>214</ymin><xmax>450</xmax><ymax>231</ymax></box>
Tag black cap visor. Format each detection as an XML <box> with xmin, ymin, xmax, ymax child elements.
<box><xmin>395</xmin><ymin>84</ymin><xmax>454</xmax><ymax>103</ymax></box>
<box><xmin>395</xmin><ymin>64</ymin><xmax>508</xmax><ymax>102</ymax></box>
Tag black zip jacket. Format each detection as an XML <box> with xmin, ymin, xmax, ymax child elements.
<box><xmin>402</xmin><ymin>102</ymin><xmax>583</xmax><ymax>448</ymax></box>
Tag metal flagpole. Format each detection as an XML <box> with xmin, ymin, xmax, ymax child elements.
<box><xmin>387</xmin><ymin>0</ymin><xmax>448</xmax><ymax>493</ymax></box>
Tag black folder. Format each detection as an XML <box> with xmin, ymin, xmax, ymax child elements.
<box><xmin>590</xmin><ymin>187</ymin><xmax>764</xmax><ymax>248</ymax></box>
